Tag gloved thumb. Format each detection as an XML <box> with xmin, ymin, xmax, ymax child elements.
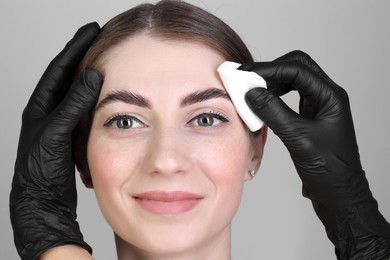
<box><xmin>245</xmin><ymin>87</ymin><xmax>301</xmax><ymax>138</ymax></box>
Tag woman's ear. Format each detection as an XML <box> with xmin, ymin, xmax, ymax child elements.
<box><xmin>246</xmin><ymin>125</ymin><xmax>268</xmax><ymax>180</ymax></box>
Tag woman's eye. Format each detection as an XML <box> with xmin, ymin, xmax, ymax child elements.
<box><xmin>104</xmin><ymin>115</ymin><xmax>144</xmax><ymax>129</ymax></box>
<box><xmin>189</xmin><ymin>113</ymin><xmax>228</xmax><ymax>127</ymax></box>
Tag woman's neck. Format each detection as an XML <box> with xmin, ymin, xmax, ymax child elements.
<box><xmin>115</xmin><ymin>226</ymin><xmax>231</xmax><ymax>260</ymax></box>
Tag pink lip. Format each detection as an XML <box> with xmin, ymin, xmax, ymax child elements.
<box><xmin>132</xmin><ymin>191</ymin><xmax>203</xmax><ymax>215</ymax></box>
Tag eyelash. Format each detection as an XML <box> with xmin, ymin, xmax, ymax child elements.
<box><xmin>103</xmin><ymin>111</ymin><xmax>229</xmax><ymax>130</ymax></box>
<box><xmin>104</xmin><ymin>114</ymin><xmax>145</xmax><ymax>129</ymax></box>
<box><xmin>187</xmin><ymin>111</ymin><xmax>229</xmax><ymax>127</ymax></box>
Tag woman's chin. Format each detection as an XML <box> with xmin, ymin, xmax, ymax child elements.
<box><xmin>114</xmin><ymin>231</ymin><xmax>206</xmax><ymax>258</ymax></box>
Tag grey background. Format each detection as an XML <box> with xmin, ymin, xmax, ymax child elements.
<box><xmin>1</xmin><ymin>0</ymin><xmax>389</xmax><ymax>259</ymax></box>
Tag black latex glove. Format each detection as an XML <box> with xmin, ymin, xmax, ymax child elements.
<box><xmin>10</xmin><ymin>23</ymin><xmax>102</xmax><ymax>260</ymax></box>
<box><xmin>243</xmin><ymin>50</ymin><xmax>390</xmax><ymax>260</ymax></box>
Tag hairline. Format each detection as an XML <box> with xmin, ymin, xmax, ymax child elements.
<box><xmin>92</xmin><ymin>30</ymin><xmax>232</xmax><ymax>75</ymax></box>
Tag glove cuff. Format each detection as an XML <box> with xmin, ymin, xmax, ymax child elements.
<box><xmin>311</xmin><ymin>198</ymin><xmax>390</xmax><ymax>260</ymax></box>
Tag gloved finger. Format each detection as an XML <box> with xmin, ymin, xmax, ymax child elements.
<box><xmin>277</xmin><ymin>52</ymin><xmax>338</xmax><ymax>118</ymax></box>
<box><xmin>24</xmin><ymin>22</ymin><xmax>100</xmax><ymax>120</ymax></box>
<box><xmin>46</xmin><ymin>69</ymin><xmax>103</xmax><ymax>137</ymax></box>
<box><xmin>239</xmin><ymin>50</ymin><xmax>336</xmax><ymax>98</ymax></box>
<box><xmin>239</xmin><ymin>62</ymin><xmax>291</xmax><ymax>97</ymax></box>
<box><xmin>245</xmin><ymin>87</ymin><xmax>303</xmax><ymax>140</ymax></box>
<box><xmin>241</xmin><ymin>61</ymin><xmax>339</xmax><ymax>114</ymax></box>
<box><xmin>272</xmin><ymin>50</ymin><xmax>333</xmax><ymax>82</ymax></box>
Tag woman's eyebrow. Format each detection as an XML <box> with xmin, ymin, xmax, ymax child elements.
<box><xmin>95</xmin><ymin>90</ymin><xmax>151</xmax><ymax>111</ymax></box>
<box><xmin>180</xmin><ymin>88</ymin><xmax>231</xmax><ymax>107</ymax></box>
<box><xmin>95</xmin><ymin>88</ymin><xmax>230</xmax><ymax>111</ymax></box>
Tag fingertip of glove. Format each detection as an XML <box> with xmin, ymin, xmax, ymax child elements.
<box><xmin>238</xmin><ymin>63</ymin><xmax>254</xmax><ymax>71</ymax></box>
<box><xmin>76</xmin><ymin>22</ymin><xmax>101</xmax><ymax>37</ymax></box>
<box><xmin>82</xmin><ymin>69</ymin><xmax>103</xmax><ymax>93</ymax></box>
<box><xmin>86</xmin><ymin>22</ymin><xmax>101</xmax><ymax>36</ymax></box>
<box><xmin>87</xmin><ymin>21</ymin><xmax>101</xmax><ymax>30</ymax></box>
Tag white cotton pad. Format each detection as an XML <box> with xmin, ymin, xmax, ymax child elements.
<box><xmin>217</xmin><ymin>61</ymin><xmax>267</xmax><ymax>132</ymax></box>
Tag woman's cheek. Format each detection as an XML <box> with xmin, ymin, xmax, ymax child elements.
<box><xmin>88</xmin><ymin>136</ymin><xmax>137</xmax><ymax>185</ymax></box>
<box><xmin>190</xmin><ymin>131</ymin><xmax>251</xmax><ymax>182</ymax></box>
<box><xmin>87</xmin><ymin>135</ymin><xmax>142</xmax><ymax>223</ymax></box>
<box><xmin>191</xmin><ymin>133</ymin><xmax>248</xmax><ymax>226</ymax></box>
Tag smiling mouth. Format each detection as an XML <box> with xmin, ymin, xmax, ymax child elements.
<box><xmin>132</xmin><ymin>191</ymin><xmax>203</xmax><ymax>215</ymax></box>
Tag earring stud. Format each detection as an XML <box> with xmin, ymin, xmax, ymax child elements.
<box><xmin>249</xmin><ymin>170</ymin><xmax>257</xmax><ymax>178</ymax></box>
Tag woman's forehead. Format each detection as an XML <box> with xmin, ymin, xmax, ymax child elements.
<box><xmin>102</xmin><ymin>34</ymin><xmax>225</xmax><ymax>72</ymax></box>
<box><xmin>99</xmin><ymin>34</ymin><xmax>226</xmax><ymax>96</ymax></box>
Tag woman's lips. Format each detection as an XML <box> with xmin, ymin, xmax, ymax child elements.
<box><xmin>132</xmin><ymin>191</ymin><xmax>203</xmax><ymax>215</ymax></box>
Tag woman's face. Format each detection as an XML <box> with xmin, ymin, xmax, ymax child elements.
<box><xmin>88</xmin><ymin>34</ymin><xmax>265</xmax><ymax>257</ymax></box>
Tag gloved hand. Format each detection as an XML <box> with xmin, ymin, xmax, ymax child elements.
<box><xmin>10</xmin><ymin>22</ymin><xmax>102</xmax><ymax>260</ymax></box>
<box><xmin>243</xmin><ymin>50</ymin><xmax>390</xmax><ymax>260</ymax></box>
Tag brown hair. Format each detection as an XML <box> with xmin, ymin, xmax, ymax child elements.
<box><xmin>74</xmin><ymin>0</ymin><xmax>255</xmax><ymax>187</ymax></box>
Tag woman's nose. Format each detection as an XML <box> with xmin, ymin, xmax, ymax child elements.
<box><xmin>143</xmin><ymin>127</ymin><xmax>192</xmax><ymax>176</ymax></box>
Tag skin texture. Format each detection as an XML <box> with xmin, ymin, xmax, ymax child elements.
<box><xmin>87</xmin><ymin>34</ymin><xmax>266</xmax><ymax>260</ymax></box>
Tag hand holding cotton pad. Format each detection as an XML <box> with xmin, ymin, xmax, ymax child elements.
<box><xmin>217</xmin><ymin>61</ymin><xmax>267</xmax><ymax>131</ymax></box>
